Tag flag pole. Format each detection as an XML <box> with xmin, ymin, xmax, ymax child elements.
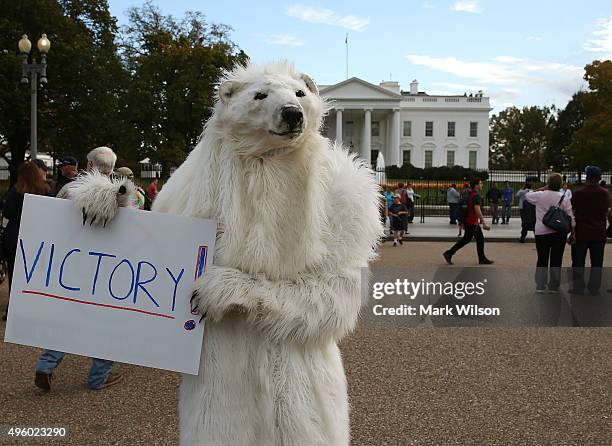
<box><xmin>345</xmin><ymin>33</ymin><xmax>348</xmax><ymax>79</ymax></box>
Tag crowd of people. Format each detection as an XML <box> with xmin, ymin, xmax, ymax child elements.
<box><xmin>0</xmin><ymin>147</ymin><xmax>161</xmax><ymax>392</ymax></box>
<box><xmin>380</xmin><ymin>182</ymin><xmax>419</xmax><ymax>247</ymax></box>
<box><xmin>442</xmin><ymin>166</ymin><xmax>611</xmax><ymax>294</ymax></box>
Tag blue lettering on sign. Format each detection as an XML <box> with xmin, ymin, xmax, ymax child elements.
<box><xmin>45</xmin><ymin>243</ymin><xmax>55</xmax><ymax>287</ymax></box>
<box><xmin>166</xmin><ymin>268</ymin><xmax>185</xmax><ymax>312</ymax></box>
<box><xmin>134</xmin><ymin>261</ymin><xmax>159</xmax><ymax>307</ymax></box>
<box><xmin>18</xmin><ymin>238</ymin><xmax>193</xmax><ymax>314</ymax></box>
<box><xmin>19</xmin><ymin>239</ymin><xmax>45</xmax><ymax>284</ymax></box>
<box><xmin>89</xmin><ymin>251</ymin><xmax>117</xmax><ymax>295</ymax></box>
<box><xmin>108</xmin><ymin>259</ymin><xmax>135</xmax><ymax>300</ymax></box>
<box><xmin>59</xmin><ymin>248</ymin><xmax>81</xmax><ymax>291</ymax></box>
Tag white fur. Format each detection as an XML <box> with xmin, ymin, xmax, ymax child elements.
<box><xmin>155</xmin><ymin>61</ymin><xmax>383</xmax><ymax>445</ymax></box>
<box><xmin>60</xmin><ymin>170</ymin><xmax>137</xmax><ymax>225</ymax></box>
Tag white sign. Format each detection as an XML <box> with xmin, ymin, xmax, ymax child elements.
<box><xmin>4</xmin><ymin>194</ymin><xmax>216</xmax><ymax>375</ymax></box>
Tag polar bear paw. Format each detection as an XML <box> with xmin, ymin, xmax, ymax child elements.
<box><xmin>190</xmin><ymin>265</ymin><xmax>250</xmax><ymax>323</ymax></box>
<box><xmin>68</xmin><ymin>171</ymin><xmax>137</xmax><ymax>226</ymax></box>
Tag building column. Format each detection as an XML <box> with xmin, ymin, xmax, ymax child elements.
<box><xmin>388</xmin><ymin>108</ymin><xmax>401</xmax><ymax>166</ymax></box>
<box><xmin>361</xmin><ymin>108</ymin><xmax>372</xmax><ymax>165</ymax></box>
<box><xmin>335</xmin><ymin>109</ymin><xmax>343</xmax><ymax>145</ymax></box>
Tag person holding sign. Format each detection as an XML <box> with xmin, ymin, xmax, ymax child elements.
<box><xmin>33</xmin><ymin>146</ymin><xmax>136</xmax><ymax>391</ymax></box>
<box><xmin>65</xmin><ymin>63</ymin><xmax>383</xmax><ymax>445</ymax></box>
<box><xmin>1</xmin><ymin>162</ymin><xmax>52</xmax><ymax>321</ymax></box>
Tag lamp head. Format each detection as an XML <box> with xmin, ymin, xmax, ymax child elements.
<box><xmin>18</xmin><ymin>34</ymin><xmax>31</xmax><ymax>54</ymax></box>
<box><xmin>37</xmin><ymin>34</ymin><xmax>51</xmax><ymax>53</ymax></box>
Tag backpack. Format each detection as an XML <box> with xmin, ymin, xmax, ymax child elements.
<box><xmin>457</xmin><ymin>190</ymin><xmax>470</xmax><ymax>224</ymax></box>
<box><xmin>398</xmin><ymin>188</ymin><xmax>409</xmax><ymax>208</ymax></box>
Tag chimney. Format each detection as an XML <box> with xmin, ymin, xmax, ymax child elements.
<box><xmin>410</xmin><ymin>79</ymin><xmax>418</xmax><ymax>95</ymax></box>
<box><xmin>379</xmin><ymin>81</ymin><xmax>400</xmax><ymax>94</ymax></box>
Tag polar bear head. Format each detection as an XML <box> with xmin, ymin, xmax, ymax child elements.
<box><xmin>214</xmin><ymin>61</ymin><xmax>327</xmax><ymax>157</ymax></box>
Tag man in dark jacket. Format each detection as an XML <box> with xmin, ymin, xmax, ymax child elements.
<box><xmin>570</xmin><ymin>166</ymin><xmax>611</xmax><ymax>295</ymax></box>
<box><xmin>486</xmin><ymin>183</ymin><xmax>502</xmax><ymax>224</ymax></box>
<box><xmin>54</xmin><ymin>156</ymin><xmax>78</xmax><ymax>196</ymax></box>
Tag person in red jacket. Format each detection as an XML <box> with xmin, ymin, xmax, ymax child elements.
<box><xmin>147</xmin><ymin>178</ymin><xmax>159</xmax><ymax>201</ymax></box>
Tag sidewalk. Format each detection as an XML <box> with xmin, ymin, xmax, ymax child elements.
<box><xmin>389</xmin><ymin>216</ymin><xmax>530</xmax><ymax>242</ymax></box>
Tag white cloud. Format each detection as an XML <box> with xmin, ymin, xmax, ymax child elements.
<box><xmin>584</xmin><ymin>17</ymin><xmax>612</xmax><ymax>58</ymax></box>
<box><xmin>406</xmin><ymin>54</ymin><xmax>582</xmax><ymax>88</ymax></box>
<box><xmin>423</xmin><ymin>2</ymin><xmax>436</xmax><ymax>9</ymax></box>
<box><xmin>406</xmin><ymin>53</ymin><xmax>585</xmax><ymax>110</ymax></box>
<box><xmin>493</xmin><ymin>56</ymin><xmax>525</xmax><ymax>63</ymax></box>
<box><xmin>257</xmin><ymin>33</ymin><xmax>305</xmax><ymax>46</ymax></box>
<box><xmin>451</xmin><ymin>1</ymin><xmax>483</xmax><ymax>14</ymax></box>
<box><xmin>286</xmin><ymin>5</ymin><xmax>370</xmax><ymax>31</ymax></box>
<box><xmin>526</xmin><ymin>36</ymin><xmax>544</xmax><ymax>41</ymax></box>
<box><xmin>432</xmin><ymin>81</ymin><xmax>486</xmax><ymax>91</ymax></box>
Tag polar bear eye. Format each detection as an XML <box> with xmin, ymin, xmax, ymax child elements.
<box><xmin>254</xmin><ymin>92</ymin><xmax>268</xmax><ymax>100</ymax></box>
<box><xmin>296</xmin><ymin>90</ymin><xmax>306</xmax><ymax>98</ymax></box>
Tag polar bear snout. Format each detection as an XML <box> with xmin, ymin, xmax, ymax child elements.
<box><xmin>269</xmin><ymin>104</ymin><xmax>304</xmax><ymax>138</ymax></box>
<box><xmin>281</xmin><ymin>105</ymin><xmax>303</xmax><ymax>129</ymax></box>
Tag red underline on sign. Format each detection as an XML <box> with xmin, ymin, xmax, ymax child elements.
<box><xmin>22</xmin><ymin>290</ymin><xmax>175</xmax><ymax>320</ymax></box>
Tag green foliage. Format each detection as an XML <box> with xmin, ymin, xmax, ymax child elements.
<box><xmin>0</xmin><ymin>0</ymin><xmax>126</xmax><ymax>179</ymax></box>
<box><xmin>0</xmin><ymin>0</ymin><xmax>247</xmax><ymax>182</ymax></box>
<box><xmin>120</xmin><ymin>2</ymin><xmax>248</xmax><ymax>177</ymax></box>
<box><xmin>385</xmin><ymin>164</ymin><xmax>488</xmax><ymax>181</ymax></box>
<box><xmin>548</xmin><ymin>91</ymin><xmax>586</xmax><ymax>168</ymax></box>
<box><xmin>489</xmin><ymin>105</ymin><xmax>556</xmax><ymax>170</ymax></box>
<box><xmin>565</xmin><ymin>60</ymin><xmax>612</xmax><ymax>170</ymax></box>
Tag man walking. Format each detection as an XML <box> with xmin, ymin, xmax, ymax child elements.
<box><xmin>486</xmin><ymin>183</ymin><xmax>502</xmax><ymax>224</ymax></box>
<box><xmin>34</xmin><ymin>146</ymin><xmax>127</xmax><ymax>392</ymax></box>
<box><xmin>443</xmin><ymin>179</ymin><xmax>494</xmax><ymax>265</ymax></box>
<box><xmin>447</xmin><ymin>184</ymin><xmax>460</xmax><ymax>225</ymax></box>
<box><xmin>516</xmin><ymin>182</ymin><xmax>535</xmax><ymax>243</ymax></box>
<box><xmin>501</xmin><ymin>181</ymin><xmax>514</xmax><ymax>224</ymax></box>
<box><xmin>570</xmin><ymin>166</ymin><xmax>611</xmax><ymax>295</ymax></box>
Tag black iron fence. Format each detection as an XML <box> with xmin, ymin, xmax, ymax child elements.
<box><xmin>379</xmin><ymin>169</ymin><xmax>612</xmax><ymax>219</ymax></box>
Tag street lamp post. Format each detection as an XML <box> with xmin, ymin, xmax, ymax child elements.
<box><xmin>18</xmin><ymin>33</ymin><xmax>51</xmax><ymax>161</ymax></box>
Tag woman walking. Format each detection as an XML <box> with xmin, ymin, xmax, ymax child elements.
<box><xmin>525</xmin><ymin>173</ymin><xmax>575</xmax><ymax>293</ymax></box>
<box><xmin>1</xmin><ymin>162</ymin><xmax>52</xmax><ymax>320</ymax></box>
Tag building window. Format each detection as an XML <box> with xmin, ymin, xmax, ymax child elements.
<box><xmin>447</xmin><ymin>150</ymin><xmax>455</xmax><ymax>167</ymax></box>
<box><xmin>403</xmin><ymin>121</ymin><xmax>412</xmax><ymax>137</ymax></box>
<box><xmin>424</xmin><ymin>150</ymin><xmax>433</xmax><ymax>168</ymax></box>
<box><xmin>470</xmin><ymin>121</ymin><xmax>478</xmax><ymax>137</ymax></box>
<box><xmin>371</xmin><ymin>121</ymin><xmax>380</xmax><ymax>137</ymax></box>
<box><xmin>469</xmin><ymin>151</ymin><xmax>477</xmax><ymax>169</ymax></box>
<box><xmin>403</xmin><ymin>150</ymin><xmax>411</xmax><ymax>165</ymax></box>
<box><xmin>346</xmin><ymin>121</ymin><xmax>354</xmax><ymax>138</ymax></box>
<box><xmin>425</xmin><ymin>121</ymin><xmax>433</xmax><ymax>137</ymax></box>
<box><xmin>447</xmin><ymin>121</ymin><xmax>455</xmax><ymax>137</ymax></box>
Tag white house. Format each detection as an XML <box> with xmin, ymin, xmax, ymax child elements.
<box><xmin>319</xmin><ymin>78</ymin><xmax>491</xmax><ymax>169</ymax></box>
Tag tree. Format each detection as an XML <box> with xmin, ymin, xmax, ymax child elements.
<box><xmin>121</xmin><ymin>2</ymin><xmax>248</xmax><ymax>178</ymax></box>
<box><xmin>0</xmin><ymin>0</ymin><xmax>127</xmax><ymax>183</ymax></box>
<box><xmin>565</xmin><ymin>60</ymin><xmax>612</xmax><ymax>170</ymax></box>
<box><xmin>489</xmin><ymin>106</ymin><xmax>556</xmax><ymax>170</ymax></box>
<box><xmin>547</xmin><ymin>91</ymin><xmax>586</xmax><ymax>169</ymax></box>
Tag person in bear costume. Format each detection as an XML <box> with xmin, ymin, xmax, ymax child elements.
<box><xmin>69</xmin><ymin>61</ymin><xmax>382</xmax><ymax>445</ymax></box>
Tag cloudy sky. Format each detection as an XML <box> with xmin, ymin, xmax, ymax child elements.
<box><xmin>108</xmin><ymin>0</ymin><xmax>612</xmax><ymax>113</ymax></box>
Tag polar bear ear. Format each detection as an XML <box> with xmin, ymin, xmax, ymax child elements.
<box><xmin>300</xmin><ymin>74</ymin><xmax>319</xmax><ymax>96</ymax></box>
<box><xmin>218</xmin><ymin>80</ymin><xmax>247</xmax><ymax>104</ymax></box>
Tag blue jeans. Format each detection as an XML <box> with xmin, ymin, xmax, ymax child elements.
<box><xmin>502</xmin><ymin>203</ymin><xmax>512</xmax><ymax>222</ymax></box>
<box><xmin>35</xmin><ymin>350</ymin><xmax>113</xmax><ymax>390</ymax></box>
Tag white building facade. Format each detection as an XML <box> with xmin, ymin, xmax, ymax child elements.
<box><xmin>319</xmin><ymin>78</ymin><xmax>491</xmax><ymax>169</ymax></box>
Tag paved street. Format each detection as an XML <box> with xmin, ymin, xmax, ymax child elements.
<box><xmin>1</xmin><ymin>242</ymin><xmax>611</xmax><ymax>445</ymax></box>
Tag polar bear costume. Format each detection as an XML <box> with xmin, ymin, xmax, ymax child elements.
<box><xmin>73</xmin><ymin>61</ymin><xmax>382</xmax><ymax>445</ymax></box>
